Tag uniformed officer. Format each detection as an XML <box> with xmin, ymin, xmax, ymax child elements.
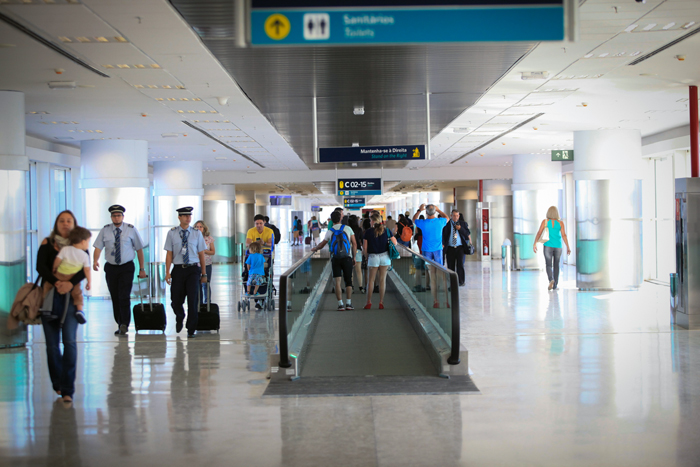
<box><xmin>164</xmin><ymin>206</ymin><xmax>207</xmax><ymax>338</ymax></box>
<box><xmin>92</xmin><ymin>205</ymin><xmax>148</xmax><ymax>335</ymax></box>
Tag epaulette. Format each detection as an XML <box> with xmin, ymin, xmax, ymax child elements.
<box><xmin>171</xmin><ymin>227</ymin><xmax>178</xmax><ymax>231</ymax></box>
<box><xmin>126</xmin><ymin>223</ymin><xmax>134</xmax><ymax>228</ymax></box>
<box><xmin>104</xmin><ymin>224</ymin><xmax>110</xmax><ymax>228</ymax></box>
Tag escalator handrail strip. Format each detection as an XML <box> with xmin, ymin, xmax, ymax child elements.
<box><xmin>395</xmin><ymin>244</ymin><xmax>461</xmax><ymax>365</ymax></box>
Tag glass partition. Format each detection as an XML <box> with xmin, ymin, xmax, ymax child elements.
<box><xmin>392</xmin><ymin>244</ymin><xmax>461</xmax><ymax>364</ymax></box>
<box><xmin>278</xmin><ymin>250</ymin><xmax>329</xmax><ymax>368</ymax></box>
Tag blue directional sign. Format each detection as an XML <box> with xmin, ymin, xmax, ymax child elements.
<box><xmin>338</xmin><ymin>178</ymin><xmax>382</xmax><ymax>197</ymax></box>
<box><xmin>251</xmin><ymin>2</ymin><xmax>564</xmax><ymax>46</ymax></box>
<box><xmin>344</xmin><ymin>197</ymin><xmax>366</xmax><ymax>209</ymax></box>
<box><xmin>320</xmin><ymin>145</ymin><xmax>425</xmax><ymax>164</ymax></box>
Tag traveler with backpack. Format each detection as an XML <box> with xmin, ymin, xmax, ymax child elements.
<box><xmin>308</xmin><ymin>216</ymin><xmax>321</xmax><ymax>247</ymax></box>
<box><xmin>362</xmin><ymin>213</ymin><xmax>398</xmax><ymax>309</ymax></box>
<box><xmin>312</xmin><ymin>210</ymin><xmax>357</xmax><ymax>310</ymax></box>
<box><xmin>396</xmin><ymin>214</ymin><xmax>413</xmax><ymax>248</ymax></box>
<box><xmin>291</xmin><ymin>216</ymin><xmax>303</xmax><ymax>246</ymax></box>
<box><xmin>264</xmin><ymin>216</ymin><xmax>281</xmax><ymax>247</ymax></box>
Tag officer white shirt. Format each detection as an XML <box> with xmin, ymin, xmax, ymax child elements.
<box><xmin>93</xmin><ymin>223</ymin><xmax>145</xmax><ymax>265</ymax></box>
<box><xmin>164</xmin><ymin>225</ymin><xmax>206</xmax><ymax>265</ymax></box>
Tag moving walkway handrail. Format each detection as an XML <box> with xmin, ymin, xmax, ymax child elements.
<box><xmin>395</xmin><ymin>244</ymin><xmax>461</xmax><ymax>365</ymax></box>
<box><xmin>278</xmin><ymin>250</ymin><xmax>317</xmax><ymax>369</ymax></box>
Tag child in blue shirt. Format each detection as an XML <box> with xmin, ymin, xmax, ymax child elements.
<box><xmin>245</xmin><ymin>241</ymin><xmax>266</xmax><ymax>296</ymax></box>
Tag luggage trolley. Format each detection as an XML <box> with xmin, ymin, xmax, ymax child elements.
<box><xmin>238</xmin><ymin>246</ymin><xmax>276</xmax><ymax>312</ymax></box>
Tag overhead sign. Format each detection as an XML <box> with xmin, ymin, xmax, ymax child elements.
<box><xmin>320</xmin><ymin>145</ymin><xmax>425</xmax><ymax>163</ymax></box>
<box><xmin>338</xmin><ymin>178</ymin><xmax>382</xmax><ymax>196</ymax></box>
<box><xmin>551</xmin><ymin>149</ymin><xmax>574</xmax><ymax>161</ymax></box>
<box><xmin>250</xmin><ymin>2</ymin><xmax>565</xmax><ymax>46</ymax></box>
<box><xmin>344</xmin><ymin>197</ymin><xmax>366</xmax><ymax>209</ymax></box>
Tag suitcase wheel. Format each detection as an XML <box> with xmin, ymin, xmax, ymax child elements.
<box><xmin>270</xmin><ymin>299</ymin><xmax>275</xmax><ymax>311</ymax></box>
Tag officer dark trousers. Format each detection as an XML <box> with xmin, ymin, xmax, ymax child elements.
<box><xmin>170</xmin><ymin>265</ymin><xmax>200</xmax><ymax>332</ymax></box>
<box><xmin>445</xmin><ymin>245</ymin><xmax>465</xmax><ymax>285</ymax></box>
<box><xmin>105</xmin><ymin>261</ymin><xmax>136</xmax><ymax>327</ymax></box>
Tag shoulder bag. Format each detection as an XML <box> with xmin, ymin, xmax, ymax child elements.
<box><xmin>537</xmin><ymin>220</ymin><xmax>550</xmax><ymax>244</ymax></box>
<box><xmin>387</xmin><ymin>239</ymin><xmax>400</xmax><ymax>260</ymax></box>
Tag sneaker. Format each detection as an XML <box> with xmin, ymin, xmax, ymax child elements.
<box><xmin>548</xmin><ymin>280</ymin><xmax>554</xmax><ymax>291</ymax></box>
<box><xmin>359</xmin><ymin>286</ymin><xmax>366</xmax><ymax>294</ymax></box>
<box><xmin>345</xmin><ymin>303</ymin><xmax>354</xmax><ymax>310</ymax></box>
<box><xmin>337</xmin><ymin>304</ymin><xmax>346</xmax><ymax>311</ymax></box>
<box><xmin>255</xmin><ymin>302</ymin><xmax>263</xmax><ymax>310</ymax></box>
<box><xmin>75</xmin><ymin>311</ymin><xmax>86</xmax><ymax>325</ymax></box>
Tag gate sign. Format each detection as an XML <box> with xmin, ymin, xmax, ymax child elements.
<box><xmin>251</xmin><ymin>1</ymin><xmax>565</xmax><ymax>46</ymax></box>
<box><xmin>338</xmin><ymin>178</ymin><xmax>382</xmax><ymax>196</ymax></box>
<box><xmin>344</xmin><ymin>197</ymin><xmax>366</xmax><ymax>209</ymax></box>
<box><xmin>320</xmin><ymin>145</ymin><xmax>425</xmax><ymax>163</ymax></box>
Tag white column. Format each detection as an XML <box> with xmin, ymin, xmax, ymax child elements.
<box><xmin>574</xmin><ymin>130</ymin><xmax>643</xmax><ymax>289</ymax></box>
<box><xmin>512</xmin><ymin>154</ymin><xmax>562</xmax><ymax>269</ymax></box>
<box><xmin>81</xmin><ymin>140</ymin><xmax>150</xmax><ymax>297</ymax></box>
<box><xmin>153</xmin><ymin>161</ymin><xmax>203</xmax><ymax>264</ymax></box>
<box><xmin>0</xmin><ymin>91</ymin><xmax>28</xmax><ymax>348</ymax></box>
<box><xmin>256</xmin><ymin>193</ymin><xmax>270</xmax><ymax>218</ymax></box>
<box><xmin>235</xmin><ymin>190</ymin><xmax>255</xmax><ymax>245</ymax></box>
<box><xmin>203</xmin><ymin>184</ymin><xmax>236</xmax><ymax>263</ymax></box>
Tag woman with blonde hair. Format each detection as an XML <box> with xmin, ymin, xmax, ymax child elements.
<box><xmin>362</xmin><ymin>213</ymin><xmax>398</xmax><ymax>309</ymax></box>
<box><xmin>533</xmin><ymin>206</ymin><xmax>571</xmax><ymax>291</ymax></box>
<box><xmin>194</xmin><ymin>220</ymin><xmax>216</xmax><ymax>303</ymax></box>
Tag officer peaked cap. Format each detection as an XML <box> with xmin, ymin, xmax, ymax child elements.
<box><xmin>177</xmin><ymin>206</ymin><xmax>194</xmax><ymax>215</ymax></box>
<box><xmin>108</xmin><ymin>205</ymin><xmax>125</xmax><ymax>214</ymax></box>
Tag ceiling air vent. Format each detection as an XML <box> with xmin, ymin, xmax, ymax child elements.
<box><xmin>628</xmin><ymin>26</ymin><xmax>700</xmax><ymax>66</ymax></box>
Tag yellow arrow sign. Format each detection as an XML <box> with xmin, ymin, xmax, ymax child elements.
<box><xmin>265</xmin><ymin>14</ymin><xmax>291</xmax><ymax>40</ymax></box>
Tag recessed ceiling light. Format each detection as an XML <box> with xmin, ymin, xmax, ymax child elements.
<box><xmin>95</xmin><ymin>37</ymin><xmax>109</xmax><ymax>43</ymax></box>
<box><xmin>134</xmin><ymin>64</ymin><xmax>146</xmax><ymax>69</ymax></box>
<box><xmin>624</xmin><ymin>24</ymin><xmax>638</xmax><ymax>33</ymax></box>
<box><xmin>598</xmin><ymin>52</ymin><xmax>609</xmax><ymax>58</ymax></box>
<box><xmin>642</xmin><ymin>23</ymin><xmax>657</xmax><ymax>31</ymax></box>
<box><xmin>630</xmin><ymin>51</ymin><xmax>641</xmax><ymax>56</ymax></box>
<box><xmin>114</xmin><ymin>36</ymin><xmax>128</xmax><ymax>43</ymax></box>
<box><xmin>662</xmin><ymin>22</ymin><xmax>676</xmax><ymax>30</ymax></box>
<box><xmin>76</xmin><ymin>37</ymin><xmax>91</xmax><ymax>43</ymax></box>
<box><xmin>682</xmin><ymin>22</ymin><xmax>696</xmax><ymax>29</ymax></box>
<box><xmin>150</xmin><ymin>64</ymin><xmax>161</xmax><ymax>69</ymax></box>
<box><xmin>583</xmin><ymin>53</ymin><xmax>594</xmax><ymax>58</ymax></box>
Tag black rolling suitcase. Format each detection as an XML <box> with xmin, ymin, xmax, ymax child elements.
<box><xmin>197</xmin><ymin>282</ymin><xmax>220</xmax><ymax>331</ymax></box>
<box><xmin>133</xmin><ymin>274</ymin><xmax>166</xmax><ymax>333</ymax></box>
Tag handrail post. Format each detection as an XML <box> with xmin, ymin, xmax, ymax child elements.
<box><xmin>278</xmin><ymin>274</ymin><xmax>292</xmax><ymax>368</ymax></box>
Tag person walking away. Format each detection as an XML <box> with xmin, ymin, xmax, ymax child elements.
<box><xmin>312</xmin><ymin>210</ymin><xmax>357</xmax><ymax>310</ymax></box>
<box><xmin>264</xmin><ymin>216</ymin><xmax>281</xmax><ymax>247</ymax></box>
<box><xmin>92</xmin><ymin>204</ymin><xmax>147</xmax><ymax>335</ymax></box>
<box><xmin>396</xmin><ymin>214</ymin><xmax>413</xmax><ymax>248</ymax></box>
<box><xmin>37</xmin><ymin>210</ymin><xmax>86</xmax><ymax>404</ymax></box>
<box><xmin>291</xmin><ymin>216</ymin><xmax>301</xmax><ymax>245</ymax></box>
<box><xmin>245</xmin><ymin>241</ymin><xmax>266</xmax><ymax>299</ymax></box>
<box><xmin>533</xmin><ymin>206</ymin><xmax>571</xmax><ymax>290</ymax></box>
<box><xmin>385</xmin><ymin>216</ymin><xmax>397</xmax><ymax>236</ymax></box>
<box><xmin>46</xmin><ymin>226</ymin><xmax>92</xmax><ymax>324</ymax></box>
<box><xmin>363</xmin><ymin>213</ymin><xmax>398</xmax><ymax>309</ymax></box>
<box><xmin>442</xmin><ymin>209</ymin><xmax>471</xmax><ymax>287</ymax></box>
<box><xmin>164</xmin><ymin>207</ymin><xmax>208</xmax><ymax>338</ymax></box>
<box><xmin>413</xmin><ymin>204</ymin><xmax>449</xmax><ymax>308</ymax></box>
<box><xmin>349</xmin><ymin>215</ymin><xmax>365</xmax><ymax>294</ymax></box>
<box><xmin>194</xmin><ymin>220</ymin><xmax>215</xmax><ymax>304</ymax></box>
<box><xmin>309</xmin><ymin>216</ymin><xmax>321</xmax><ymax>247</ymax></box>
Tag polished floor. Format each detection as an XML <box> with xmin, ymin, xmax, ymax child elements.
<box><xmin>2</xmin><ymin>243</ymin><xmax>699</xmax><ymax>466</ymax></box>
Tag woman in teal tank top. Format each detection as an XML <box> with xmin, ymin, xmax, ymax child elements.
<box><xmin>533</xmin><ymin>206</ymin><xmax>571</xmax><ymax>290</ymax></box>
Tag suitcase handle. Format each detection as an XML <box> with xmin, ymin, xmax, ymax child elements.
<box><xmin>198</xmin><ymin>278</ymin><xmax>211</xmax><ymax>312</ymax></box>
<box><xmin>136</xmin><ymin>268</ymin><xmax>150</xmax><ymax>312</ymax></box>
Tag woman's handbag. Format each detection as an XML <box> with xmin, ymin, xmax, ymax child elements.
<box><xmin>388</xmin><ymin>240</ymin><xmax>400</xmax><ymax>260</ymax></box>
<box><xmin>537</xmin><ymin>220</ymin><xmax>550</xmax><ymax>244</ymax></box>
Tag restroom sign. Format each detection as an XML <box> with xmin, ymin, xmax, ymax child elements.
<box><xmin>303</xmin><ymin>13</ymin><xmax>330</xmax><ymax>40</ymax></box>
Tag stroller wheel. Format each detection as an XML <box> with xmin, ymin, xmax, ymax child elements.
<box><xmin>271</xmin><ymin>299</ymin><xmax>276</xmax><ymax>311</ymax></box>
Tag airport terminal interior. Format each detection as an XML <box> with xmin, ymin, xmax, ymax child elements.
<box><xmin>1</xmin><ymin>0</ymin><xmax>700</xmax><ymax>465</ymax></box>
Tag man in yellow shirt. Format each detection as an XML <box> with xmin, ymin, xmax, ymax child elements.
<box><xmin>246</xmin><ymin>214</ymin><xmax>274</xmax><ymax>249</ymax></box>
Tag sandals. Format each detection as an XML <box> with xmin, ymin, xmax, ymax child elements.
<box><xmin>379</xmin><ymin>303</ymin><xmax>385</xmax><ymax>309</ymax></box>
<box><xmin>363</xmin><ymin>303</ymin><xmax>372</xmax><ymax>309</ymax></box>
<box><xmin>433</xmin><ymin>301</ymin><xmax>440</xmax><ymax>309</ymax></box>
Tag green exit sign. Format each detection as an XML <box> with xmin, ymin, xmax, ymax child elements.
<box><xmin>552</xmin><ymin>150</ymin><xmax>574</xmax><ymax>161</ymax></box>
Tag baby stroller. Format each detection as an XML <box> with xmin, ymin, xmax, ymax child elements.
<box><xmin>238</xmin><ymin>246</ymin><xmax>276</xmax><ymax>312</ymax></box>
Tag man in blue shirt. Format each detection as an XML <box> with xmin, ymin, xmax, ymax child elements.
<box><xmin>92</xmin><ymin>205</ymin><xmax>148</xmax><ymax>336</ymax></box>
<box><xmin>413</xmin><ymin>203</ymin><xmax>448</xmax><ymax>307</ymax></box>
<box><xmin>164</xmin><ymin>206</ymin><xmax>207</xmax><ymax>338</ymax></box>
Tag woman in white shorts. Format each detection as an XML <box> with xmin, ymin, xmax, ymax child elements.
<box><xmin>362</xmin><ymin>213</ymin><xmax>398</xmax><ymax>309</ymax></box>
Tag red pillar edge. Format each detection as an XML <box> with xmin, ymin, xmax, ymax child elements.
<box><xmin>478</xmin><ymin>180</ymin><xmax>483</xmax><ymax>203</ymax></box>
<box><xmin>691</xmin><ymin>85</ymin><xmax>699</xmax><ymax>178</ymax></box>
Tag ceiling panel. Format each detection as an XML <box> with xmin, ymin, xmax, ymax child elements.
<box><xmin>169</xmin><ymin>0</ymin><xmax>538</xmax><ymax>170</ymax></box>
